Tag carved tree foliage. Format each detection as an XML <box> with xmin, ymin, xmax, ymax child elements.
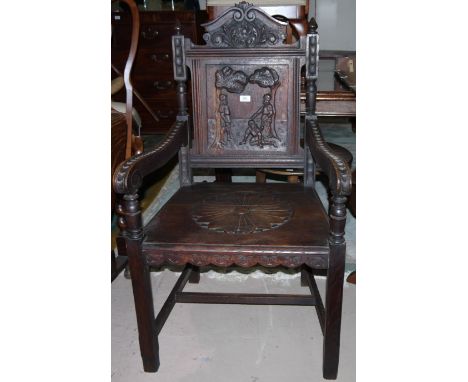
<box><xmin>215</xmin><ymin>66</ymin><xmax>249</xmax><ymax>94</ymax></box>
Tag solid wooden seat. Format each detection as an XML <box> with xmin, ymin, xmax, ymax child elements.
<box><xmin>142</xmin><ymin>183</ymin><xmax>329</xmax><ymax>268</ymax></box>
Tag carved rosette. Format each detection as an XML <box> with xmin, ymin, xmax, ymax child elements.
<box><xmin>192</xmin><ymin>191</ymin><xmax>293</xmax><ymax>234</ymax></box>
<box><xmin>202</xmin><ymin>2</ymin><xmax>287</xmax><ymax>48</ymax></box>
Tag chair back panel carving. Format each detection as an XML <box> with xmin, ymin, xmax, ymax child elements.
<box><xmin>175</xmin><ymin>2</ymin><xmax>307</xmax><ymax>169</ymax></box>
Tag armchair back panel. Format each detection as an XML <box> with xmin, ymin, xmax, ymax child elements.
<box><xmin>174</xmin><ymin>3</ymin><xmax>308</xmax><ymax>169</ymax></box>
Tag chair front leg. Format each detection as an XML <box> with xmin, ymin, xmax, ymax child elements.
<box><xmin>323</xmin><ymin>195</ymin><xmax>347</xmax><ymax>380</ymax></box>
<box><xmin>122</xmin><ymin>193</ymin><xmax>160</xmax><ymax>372</ymax></box>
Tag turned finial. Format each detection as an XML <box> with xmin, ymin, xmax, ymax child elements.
<box><xmin>174</xmin><ymin>20</ymin><xmax>182</xmax><ymax>35</ymax></box>
<box><xmin>309</xmin><ymin>17</ymin><xmax>318</xmax><ymax>33</ymax></box>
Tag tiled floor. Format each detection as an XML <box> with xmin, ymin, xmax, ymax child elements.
<box><xmin>112</xmin><ymin>269</ymin><xmax>356</xmax><ymax>381</ymax></box>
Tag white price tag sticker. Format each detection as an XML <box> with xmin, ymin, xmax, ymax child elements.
<box><xmin>239</xmin><ymin>95</ymin><xmax>251</xmax><ymax>102</ymax></box>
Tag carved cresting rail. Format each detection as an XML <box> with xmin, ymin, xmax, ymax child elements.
<box><xmin>202</xmin><ymin>1</ymin><xmax>287</xmax><ymax>48</ymax></box>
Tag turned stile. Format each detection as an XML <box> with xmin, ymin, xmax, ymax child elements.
<box><xmin>305</xmin><ymin>17</ymin><xmax>318</xmax><ymax>117</ymax></box>
<box><xmin>173</xmin><ymin>22</ymin><xmax>189</xmax><ymax>120</ymax></box>
<box><xmin>173</xmin><ymin>23</ymin><xmax>193</xmax><ymax>187</ymax></box>
<box><xmin>173</xmin><ymin>23</ymin><xmax>197</xmax><ymax>280</ymax></box>
<box><xmin>304</xmin><ymin>18</ymin><xmax>319</xmax><ymax>188</ymax></box>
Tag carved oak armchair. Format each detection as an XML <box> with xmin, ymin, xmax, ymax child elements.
<box><xmin>113</xmin><ymin>2</ymin><xmax>352</xmax><ymax>379</ymax></box>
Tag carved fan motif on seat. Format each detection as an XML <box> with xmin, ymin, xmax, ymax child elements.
<box><xmin>192</xmin><ymin>191</ymin><xmax>293</xmax><ymax>234</ymax></box>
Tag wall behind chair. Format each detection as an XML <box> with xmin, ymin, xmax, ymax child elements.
<box><xmin>310</xmin><ymin>0</ymin><xmax>355</xmax><ymax>51</ymax></box>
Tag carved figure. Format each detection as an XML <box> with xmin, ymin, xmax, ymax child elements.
<box><xmin>259</xmin><ymin>93</ymin><xmax>274</xmax><ymax>136</ymax></box>
<box><xmin>249</xmin><ymin>68</ymin><xmax>280</xmax><ymax>139</ymax></box>
<box><xmin>240</xmin><ymin>119</ymin><xmax>264</xmax><ymax>147</ymax></box>
<box><xmin>211</xmin><ymin>67</ymin><xmax>249</xmax><ymax>149</ymax></box>
<box><xmin>240</xmin><ymin>93</ymin><xmax>278</xmax><ymax>148</ymax></box>
<box><xmin>218</xmin><ymin>94</ymin><xmax>232</xmax><ymax>144</ymax></box>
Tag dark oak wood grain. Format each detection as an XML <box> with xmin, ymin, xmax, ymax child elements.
<box><xmin>113</xmin><ymin>4</ymin><xmax>352</xmax><ymax>378</ymax></box>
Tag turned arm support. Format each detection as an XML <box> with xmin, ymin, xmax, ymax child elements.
<box><xmin>305</xmin><ymin>117</ymin><xmax>352</xmax><ymax>197</ymax></box>
<box><xmin>113</xmin><ymin>120</ymin><xmax>187</xmax><ymax>195</ymax></box>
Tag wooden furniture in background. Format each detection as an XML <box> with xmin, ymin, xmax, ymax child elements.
<box><xmin>335</xmin><ymin>54</ymin><xmax>356</xmax><ymax>92</ymax></box>
<box><xmin>113</xmin><ymin>4</ymin><xmax>352</xmax><ymax>378</ymax></box>
<box><xmin>306</xmin><ymin>50</ymin><xmax>356</xmax><ymax>118</ymax></box>
<box><xmin>111</xmin><ymin>5</ymin><xmax>207</xmax><ymax>134</ymax></box>
<box><xmin>256</xmin><ymin>142</ymin><xmax>353</xmax><ymax>184</ymax></box>
<box><xmin>111</xmin><ymin>0</ymin><xmax>143</xmax><ymax>282</ymax></box>
<box><xmin>333</xmin><ymin>53</ymin><xmax>356</xmax><ymax>131</ymax></box>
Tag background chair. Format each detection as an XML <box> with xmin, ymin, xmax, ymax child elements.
<box><xmin>111</xmin><ymin>75</ymin><xmax>143</xmax><ymax>146</ymax></box>
<box><xmin>111</xmin><ymin>0</ymin><xmax>143</xmax><ymax>282</ymax></box>
<box><xmin>113</xmin><ymin>3</ymin><xmax>352</xmax><ymax>379</ymax></box>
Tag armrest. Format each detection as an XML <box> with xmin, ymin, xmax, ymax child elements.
<box><xmin>305</xmin><ymin>117</ymin><xmax>352</xmax><ymax>197</ymax></box>
<box><xmin>113</xmin><ymin>119</ymin><xmax>188</xmax><ymax>195</ymax></box>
